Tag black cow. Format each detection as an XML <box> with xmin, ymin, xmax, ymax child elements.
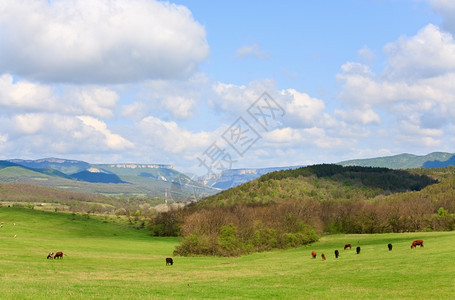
<box><xmin>166</xmin><ymin>257</ymin><xmax>173</xmax><ymax>266</ymax></box>
<box><xmin>356</xmin><ymin>246</ymin><xmax>361</xmax><ymax>254</ymax></box>
<box><xmin>388</xmin><ymin>243</ymin><xmax>392</xmax><ymax>251</ymax></box>
<box><xmin>334</xmin><ymin>250</ymin><xmax>339</xmax><ymax>258</ymax></box>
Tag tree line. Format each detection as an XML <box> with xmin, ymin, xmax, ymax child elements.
<box><xmin>148</xmin><ymin>165</ymin><xmax>454</xmax><ymax>256</ymax></box>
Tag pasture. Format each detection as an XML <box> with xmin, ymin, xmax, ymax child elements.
<box><xmin>1</xmin><ymin>207</ymin><xmax>454</xmax><ymax>299</ymax></box>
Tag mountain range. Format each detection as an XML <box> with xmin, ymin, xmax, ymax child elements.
<box><xmin>1</xmin><ymin>151</ymin><xmax>454</xmax><ymax>200</ymax></box>
<box><xmin>0</xmin><ymin>158</ymin><xmax>216</xmax><ymax>201</ymax></box>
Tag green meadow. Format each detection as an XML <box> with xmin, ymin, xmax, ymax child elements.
<box><xmin>1</xmin><ymin>207</ymin><xmax>454</xmax><ymax>299</ymax></box>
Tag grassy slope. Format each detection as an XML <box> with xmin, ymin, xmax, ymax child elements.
<box><xmin>338</xmin><ymin>152</ymin><xmax>454</xmax><ymax>169</ymax></box>
<box><xmin>0</xmin><ymin>207</ymin><xmax>454</xmax><ymax>299</ymax></box>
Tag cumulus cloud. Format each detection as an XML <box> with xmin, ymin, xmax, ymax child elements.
<box><xmin>140</xmin><ymin>73</ymin><xmax>209</xmax><ymax>119</ymax></box>
<box><xmin>281</xmin><ymin>89</ymin><xmax>328</xmax><ymax>128</ymax></box>
<box><xmin>0</xmin><ymin>74</ymin><xmax>120</xmax><ymax>118</ymax></box>
<box><xmin>337</xmin><ymin>22</ymin><xmax>455</xmax><ymax>153</ymax></box>
<box><xmin>211</xmin><ymin>80</ymin><xmax>277</xmax><ymax>115</ymax></box>
<box><xmin>431</xmin><ymin>0</ymin><xmax>455</xmax><ymax>34</ymax></box>
<box><xmin>383</xmin><ymin>24</ymin><xmax>455</xmax><ymax>80</ymax></box>
<box><xmin>77</xmin><ymin>116</ymin><xmax>134</xmax><ymax>150</ymax></box>
<box><xmin>65</xmin><ymin>86</ymin><xmax>119</xmax><ymax>118</ymax></box>
<box><xmin>0</xmin><ymin>0</ymin><xmax>209</xmax><ymax>84</ymax></box>
<box><xmin>138</xmin><ymin>116</ymin><xmax>212</xmax><ymax>153</ymax></box>
<box><xmin>0</xmin><ymin>74</ymin><xmax>57</xmax><ymax>111</ymax></box>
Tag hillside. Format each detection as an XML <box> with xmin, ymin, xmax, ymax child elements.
<box><xmin>167</xmin><ymin>164</ymin><xmax>455</xmax><ymax>256</ymax></box>
<box><xmin>1</xmin><ymin>158</ymin><xmax>217</xmax><ymax>200</ymax></box>
<box><xmin>200</xmin><ymin>164</ymin><xmax>438</xmax><ymax>208</ymax></box>
<box><xmin>337</xmin><ymin>152</ymin><xmax>455</xmax><ymax>169</ymax></box>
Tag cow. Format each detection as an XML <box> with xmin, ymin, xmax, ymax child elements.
<box><xmin>321</xmin><ymin>253</ymin><xmax>326</xmax><ymax>261</ymax></box>
<box><xmin>47</xmin><ymin>252</ymin><xmax>54</xmax><ymax>259</ymax></box>
<box><xmin>411</xmin><ymin>240</ymin><xmax>424</xmax><ymax>248</ymax></box>
<box><xmin>356</xmin><ymin>246</ymin><xmax>361</xmax><ymax>254</ymax></box>
<box><xmin>334</xmin><ymin>250</ymin><xmax>339</xmax><ymax>258</ymax></box>
<box><xmin>344</xmin><ymin>244</ymin><xmax>351</xmax><ymax>250</ymax></box>
<box><xmin>166</xmin><ymin>257</ymin><xmax>173</xmax><ymax>266</ymax></box>
<box><xmin>311</xmin><ymin>251</ymin><xmax>317</xmax><ymax>259</ymax></box>
<box><xmin>388</xmin><ymin>243</ymin><xmax>392</xmax><ymax>251</ymax></box>
<box><xmin>54</xmin><ymin>252</ymin><xmax>63</xmax><ymax>259</ymax></box>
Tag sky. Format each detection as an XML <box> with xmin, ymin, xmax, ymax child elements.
<box><xmin>0</xmin><ymin>0</ymin><xmax>455</xmax><ymax>176</ymax></box>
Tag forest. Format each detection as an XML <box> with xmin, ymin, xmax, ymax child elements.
<box><xmin>148</xmin><ymin>164</ymin><xmax>455</xmax><ymax>256</ymax></box>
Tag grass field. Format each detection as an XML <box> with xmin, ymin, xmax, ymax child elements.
<box><xmin>1</xmin><ymin>207</ymin><xmax>454</xmax><ymax>299</ymax></box>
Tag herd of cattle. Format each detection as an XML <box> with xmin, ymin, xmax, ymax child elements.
<box><xmin>46</xmin><ymin>239</ymin><xmax>424</xmax><ymax>265</ymax></box>
<box><xmin>312</xmin><ymin>239</ymin><xmax>424</xmax><ymax>260</ymax></box>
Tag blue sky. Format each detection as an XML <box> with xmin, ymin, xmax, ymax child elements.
<box><xmin>0</xmin><ymin>0</ymin><xmax>454</xmax><ymax>175</ymax></box>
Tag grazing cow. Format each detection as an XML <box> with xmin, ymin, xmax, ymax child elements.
<box><xmin>47</xmin><ymin>252</ymin><xmax>54</xmax><ymax>259</ymax></box>
<box><xmin>54</xmin><ymin>252</ymin><xmax>63</xmax><ymax>259</ymax></box>
<box><xmin>334</xmin><ymin>250</ymin><xmax>339</xmax><ymax>258</ymax></box>
<box><xmin>388</xmin><ymin>243</ymin><xmax>392</xmax><ymax>251</ymax></box>
<box><xmin>311</xmin><ymin>251</ymin><xmax>317</xmax><ymax>259</ymax></box>
<box><xmin>344</xmin><ymin>244</ymin><xmax>351</xmax><ymax>250</ymax></box>
<box><xmin>166</xmin><ymin>257</ymin><xmax>173</xmax><ymax>266</ymax></box>
<box><xmin>411</xmin><ymin>240</ymin><xmax>424</xmax><ymax>248</ymax></box>
<box><xmin>356</xmin><ymin>246</ymin><xmax>361</xmax><ymax>254</ymax></box>
<box><xmin>321</xmin><ymin>253</ymin><xmax>326</xmax><ymax>261</ymax></box>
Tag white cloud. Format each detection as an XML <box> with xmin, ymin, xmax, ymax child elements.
<box><xmin>13</xmin><ymin>113</ymin><xmax>46</xmax><ymax>134</ymax></box>
<box><xmin>138</xmin><ymin>116</ymin><xmax>212</xmax><ymax>154</ymax></box>
<box><xmin>77</xmin><ymin>116</ymin><xmax>134</xmax><ymax>150</ymax></box>
<box><xmin>0</xmin><ymin>0</ymin><xmax>209</xmax><ymax>83</ymax></box>
<box><xmin>66</xmin><ymin>86</ymin><xmax>119</xmax><ymax>118</ymax></box>
<box><xmin>0</xmin><ymin>74</ymin><xmax>120</xmax><ymax>118</ymax></box>
<box><xmin>0</xmin><ymin>74</ymin><xmax>57</xmax><ymax>111</ymax></box>
<box><xmin>139</xmin><ymin>73</ymin><xmax>209</xmax><ymax>119</ymax></box>
<box><xmin>236</xmin><ymin>43</ymin><xmax>270</xmax><ymax>59</ymax></box>
<box><xmin>281</xmin><ymin>89</ymin><xmax>328</xmax><ymax>128</ymax></box>
<box><xmin>211</xmin><ymin>80</ymin><xmax>277</xmax><ymax>115</ymax></box>
<box><xmin>430</xmin><ymin>0</ymin><xmax>455</xmax><ymax>35</ymax></box>
<box><xmin>337</xmin><ymin>23</ymin><xmax>455</xmax><ymax>154</ymax></box>
<box><xmin>383</xmin><ymin>24</ymin><xmax>455</xmax><ymax>80</ymax></box>
<box><xmin>334</xmin><ymin>108</ymin><xmax>381</xmax><ymax>125</ymax></box>
<box><xmin>358</xmin><ymin>45</ymin><xmax>376</xmax><ymax>63</ymax></box>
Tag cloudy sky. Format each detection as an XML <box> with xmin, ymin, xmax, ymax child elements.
<box><xmin>0</xmin><ymin>0</ymin><xmax>454</xmax><ymax>175</ymax></box>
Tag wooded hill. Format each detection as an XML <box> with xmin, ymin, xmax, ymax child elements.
<box><xmin>154</xmin><ymin>164</ymin><xmax>455</xmax><ymax>256</ymax></box>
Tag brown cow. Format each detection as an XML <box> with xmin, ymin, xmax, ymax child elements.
<box><xmin>166</xmin><ymin>257</ymin><xmax>173</xmax><ymax>266</ymax></box>
<box><xmin>54</xmin><ymin>252</ymin><xmax>63</xmax><ymax>259</ymax></box>
<box><xmin>344</xmin><ymin>244</ymin><xmax>351</xmax><ymax>250</ymax></box>
<box><xmin>321</xmin><ymin>253</ymin><xmax>326</xmax><ymax>261</ymax></box>
<box><xmin>411</xmin><ymin>240</ymin><xmax>423</xmax><ymax>248</ymax></box>
<box><xmin>311</xmin><ymin>251</ymin><xmax>317</xmax><ymax>259</ymax></box>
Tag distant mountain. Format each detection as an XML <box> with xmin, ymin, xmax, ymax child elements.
<box><xmin>71</xmin><ymin>168</ymin><xmax>126</xmax><ymax>184</ymax></box>
<box><xmin>2</xmin><ymin>158</ymin><xmax>218</xmax><ymax>200</ymax></box>
<box><xmin>8</xmin><ymin>158</ymin><xmax>90</xmax><ymax>174</ymax></box>
<box><xmin>337</xmin><ymin>152</ymin><xmax>455</xmax><ymax>169</ymax></box>
<box><xmin>206</xmin><ymin>166</ymin><xmax>302</xmax><ymax>190</ymax></box>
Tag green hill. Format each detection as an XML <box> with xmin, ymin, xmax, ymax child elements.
<box><xmin>337</xmin><ymin>152</ymin><xmax>455</xmax><ymax>169</ymax></box>
<box><xmin>167</xmin><ymin>164</ymin><xmax>455</xmax><ymax>256</ymax></box>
